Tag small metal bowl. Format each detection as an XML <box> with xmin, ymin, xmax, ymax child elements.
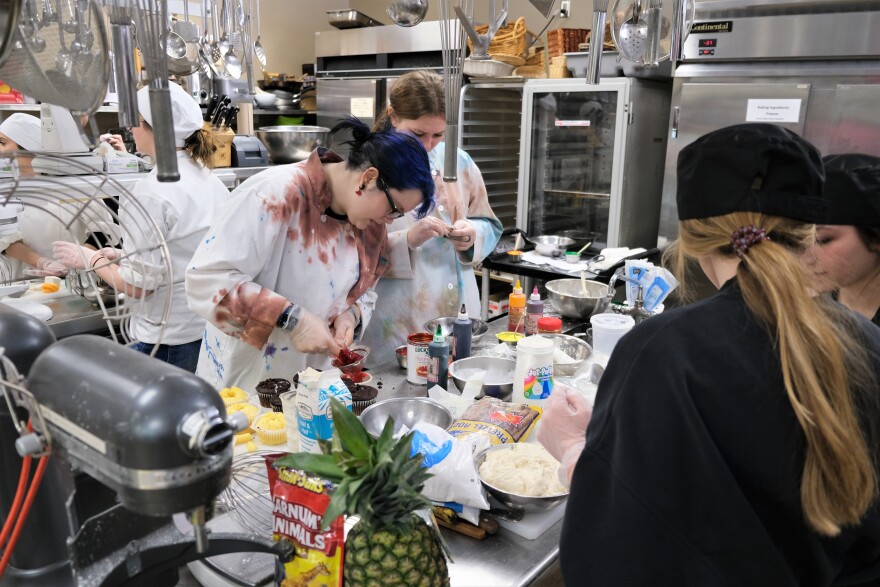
<box><xmin>395</xmin><ymin>345</ymin><xmax>408</xmax><ymax>370</ymax></box>
<box><xmin>331</xmin><ymin>346</ymin><xmax>370</xmax><ymax>374</ymax></box>
<box><xmin>530</xmin><ymin>235</ymin><xmax>575</xmax><ymax>257</ymax></box>
<box><xmin>424</xmin><ymin>317</ymin><xmax>489</xmax><ymax>344</ymax></box>
<box><xmin>474</xmin><ymin>444</ymin><xmax>569</xmax><ymax>511</ymax></box>
<box><xmin>540</xmin><ymin>333</ymin><xmax>592</xmax><ymax>376</ymax></box>
<box><xmin>447</xmin><ymin>356</ymin><xmax>516</xmax><ymax>400</ymax></box>
<box><xmin>545</xmin><ymin>279</ymin><xmax>609</xmax><ymax>319</ymax></box>
<box><xmin>360</xmin><ymin>397</ymin><xmax>452</xmax><ymax>438</ymax></box>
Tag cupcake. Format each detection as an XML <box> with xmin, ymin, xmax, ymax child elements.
<box><xmin>349</xmin><ymin>384</ymin><xmax>378</xmax><ymax>416</ymax></box>
<box><xmin>234</xmin><ymin>431</ymin><xmax>253</xmax><ymax>445</ymax></box>
<box><xmin>270</xmin><ymin>395</ymin><xmax>284</xmax><ymax>413</ymax></box>
<box><xmin>252</xmin><ymin>412</ymin><xmax>288</xmax><ymax>445</ymax></box>
<box><xmin>226</xmin><ymin>402</ymin><xmax>260</xmax><ymax>428</ymax></box>
<box><xmin>255</xmin><ymin>378</ymin><xmax>291</xmax><ymax>408</ymax></box>
<box><xmin>219</xmin><ymin>386</ymin><xmax>248</xmax><ymax>406</ymax></box>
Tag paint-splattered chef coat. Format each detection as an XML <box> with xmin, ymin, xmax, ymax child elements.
<box><xmin>360</xmin><ymin>144</ymin><xmax>501</xmax><ymax>360</ymax></box>
<box><xmin>186</xmin><ymin>148</ymin><xmax>388</xmax><ymax>392</ymax></box>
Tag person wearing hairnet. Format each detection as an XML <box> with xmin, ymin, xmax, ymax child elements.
<box><xmin>52</xmin><ymin>83</ymin><xmax>229</xmax><ymax>372</ymax></box>
<box><xmin>537</xmin><ymin>124</ymin><xmax>880</xmax><ymax>584</ymax></box>
<box><xmin>0</xmin><ymin>113</ymin><xmax>71</xmax><ymax>279</ymax></box>
<box><xmin>185</xmin><ymin>117</ymin><xmax>434</xmax><ymax>393</ymax></box>
<box><xmin>804</xmin><ymin>154</ymin><xmax>880</xmax><ymax>327</ymax></box>
<box><xmin>362</xmin><ymin>70</ymin><xmax>502</xmax><ymax>360</ymax></box>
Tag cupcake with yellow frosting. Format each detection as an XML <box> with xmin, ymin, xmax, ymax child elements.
<box><xmin>252</xmin><ymin>412</ymin><xmax>287</xmax><ymax>445</ymax></box>
<box><xmin>226</xmin><ymin>402</ymin><xmax>260</xmax><ymax>428</ymax></box>
<box><xmin>219</xmin><ymin>386</ymin><xmax>248</xmax><ymax>406</ymax></box>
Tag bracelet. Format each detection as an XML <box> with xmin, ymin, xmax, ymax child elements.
<box><xmin>90</xmin><ymin>254</ymin><xmax>106</xmax><ymax>269</ymax></box>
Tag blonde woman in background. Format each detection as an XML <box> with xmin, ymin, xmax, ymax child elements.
<box><xmin>52</xmin><ymin>83</ymin><xmax>228</xmax><ymax>371</ymax></box>
<box><xmin>539</xmin><ymin>124</ymin><xmax>880</xmax><ymax>584</ymax></box>
<box><xmin>362</xmin><ymin>70</ymin><xmax>502</xmax><ymax>358</ymax></box>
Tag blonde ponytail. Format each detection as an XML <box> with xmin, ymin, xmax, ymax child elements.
<box><xmin>183</xmin><ymin>128</ymin><xmax>218</xmax><ymax>168</ymax></box>
<box><xmin>665</xmin><ymin>212</ymin><xmax>877</xmax><ymax>536</ymax></box>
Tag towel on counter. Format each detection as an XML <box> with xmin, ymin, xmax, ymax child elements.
<box><xmin>522</xmin><ymin>247</ymin><xmax>647</xmax><ymax>275</ymax></box>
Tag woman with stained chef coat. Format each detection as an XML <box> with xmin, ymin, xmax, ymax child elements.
<box><xmin>804</xmin><ymin>154</ymin><xmax>880</xmax><ymax>327</ymax></box>
<box><xmin>537</xmin><ymin>124</ymin><xmax>880</xmax><ymax>585</ymax></box>
<box><xmin>52</xmin><ymin>83</ymin><xmax>229</xmax><ymax>372</ymax></box>
<box><xmin>185</xmin><ymin>117</ymin><xmax>434</xmax><ymax>391</ymax></box>
<box><xmin>360</xmin><ymin>70</ymin><xmax>502</xmax><ymax>358</ymax></box>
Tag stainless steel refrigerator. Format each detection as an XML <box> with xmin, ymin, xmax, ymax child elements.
<box><xmin>516</xmin><ymin>78</ymin><xmax>672</xmax><ymax>250</ymax></box>
<box><xmin>657</xmin><ymin>0</ymin><xmax>880</xmax><ymax>246</ymax></box>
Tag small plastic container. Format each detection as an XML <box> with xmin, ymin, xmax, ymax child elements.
<box><xmin>537</xmin><ymin>317</ymin><xmax>562</xmax><ymax>334</ymax></box>
<box><xmin>564</xmin><ymin>251</ymin><xmax>580</xmax><ymax>264</ymax></box>
<box><xmin>590</xmin><ymin>313</ymin><xmax>636</xmax><ymax>359</ymax></box>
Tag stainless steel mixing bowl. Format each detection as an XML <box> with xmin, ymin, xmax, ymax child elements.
<box><xmin>539</xmin><ymin>333</ymin><xmax>592</xmax><ymax>376</ymax></box>
<box><xmin>448</xmin><ymin>356</ymin><xmax>516</xmax><ymax>400</ymax></box>
<box><xmin>545</xmin><ymin>278</ymin><xmax>609</xmax><ymax>319</ymax></box>
<box><xmin>474</xmin><ymin>444</ymin><xmax>570</xmax><ymax>511</ymax></box>
<box><xmin>423</xmin><ymin>317</ymin><xmax>489</xmax><ymax>344</ymax></box>
<box><xmin>529</xmin><ymin>235</ymin><xmax>575</xmax><ymax>257</ymax></box>
<box><xmin>255</xmin><ymin>126</ymin><xmax>330</xmax><ymax>164</ymax></box>
<box><xmin>359</xmin><ymin>397</ymin><xmax>452</xmax><ymax>438</ymax></box>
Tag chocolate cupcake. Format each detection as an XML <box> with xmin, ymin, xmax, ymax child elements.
<box><xmin>270</xmin><ymin>395</ymin><xmax>284</xmax><ymax>413</ymax></box>
<box><xmin>255</xmin><ymin>378</ymin><xmax>291</xmax><ymax>408</ymax></box>
<box><xmin>349</xmin><ymin>384</ymin><xmax>378</xmax><ymax>416</ymax></box>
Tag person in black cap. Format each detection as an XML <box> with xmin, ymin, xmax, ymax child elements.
<box><xmin>804</xmin><ymin>154</ymin><xmax>880</xmax><ymax>327</ymax></box>
<box><xmin>549</xmin><ymin>123</ymin><xmax>880</xmax><ymax>585</ymax></box>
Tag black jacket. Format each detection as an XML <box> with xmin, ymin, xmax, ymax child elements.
<box><xmin>561</xmin><ymin>279</ymin><xmax>880</xmax><ymax>586</ymax></box>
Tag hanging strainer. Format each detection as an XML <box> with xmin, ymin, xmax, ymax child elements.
<box><xmin>610</xmin><ymin>0</ymin><xmax>694</xmax><ymax>64</ymax></box>
<box><xmin>0</xmin><ymin>0</ymin><xmax>109</xmax><ymax>116</ymax></box>
<box><xmin>0</xmin><ymin>152</ymin><xmax>174</xmax><ymax>354</ymax></box>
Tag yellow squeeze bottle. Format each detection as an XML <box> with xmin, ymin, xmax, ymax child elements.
<box><xmin>507</xmin><ymin>280</ymin><xmax>527</xmax><ymax>333</ymax></box>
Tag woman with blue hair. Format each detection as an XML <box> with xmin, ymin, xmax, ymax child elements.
<box><xmin>186</xmin><ymin>116</ymin><xmax>434</xmax><ymax>390</ymax></box>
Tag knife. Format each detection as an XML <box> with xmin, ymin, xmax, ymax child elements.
<box><xmin>221</xmin><ymin>105</ymin><xmax>239</xmax><ymax>129</ymax></box>
<box><xmin>211</xmin><ymin>104</ymin><xmax>227</xmax><ymax>129</ymax></box>
<box><xmin>204</xmin><ymin>94</ymin><xmax>218</xmax><ymax>121</ymax></box>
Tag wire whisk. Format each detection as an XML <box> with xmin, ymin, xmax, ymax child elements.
<box><xmin>438</xmin><ymin>0</ymin><xmax>471</xmax><ymax>183</ymax></box>
<box><xmin>218</xmin><ymin>451</ymin><xmax>276</xmax><ymax>537</ymax></box>
<box><xmin>133</xmin><ymin>0</ymin><xmax>179</xmax><ymax>182</ymax></box>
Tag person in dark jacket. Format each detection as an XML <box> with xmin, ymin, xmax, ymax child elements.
<box><xmin>541</xmin><ymin>124</ymin><xmax>880</xmax><ymax>586</ymax></box>
<box><xmin>804</xmin><ymin>154</ymin><xmax>880</xmax><ymax>327</ymax></box>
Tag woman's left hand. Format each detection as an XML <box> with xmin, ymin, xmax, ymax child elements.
<box><xmin>449</xmin><ymin>219</ymin><xmax>475</xmax><ymax>251</ymax></box>
<box><xmin>331</xmin><ymin>307</ymin><xmax>359</xmax><ymax>348</ymax></box>
<box><xmin>52</xmin><ymin>241</ymin><xmax>101</xmax><ymax>270</ymax></box>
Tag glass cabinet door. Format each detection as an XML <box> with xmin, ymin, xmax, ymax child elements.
<box><xmin>525</xmin><ymin>89</ymin><xmax>619</xmax><ymax>247</ymax></box>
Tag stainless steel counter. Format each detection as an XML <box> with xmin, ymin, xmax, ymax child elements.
<box><xmin>16</xmin><ymin>294</ymin><xmax>114</xmax><ymax>339</ymax></box>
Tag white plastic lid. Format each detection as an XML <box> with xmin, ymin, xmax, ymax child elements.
<box><xmin>529</xmin><ymin>286</ymin><xmax>540</xmax><ymax>301</ymax></box>
<box><xmin>590</xmin><ymin>313</ymin><xmax>636</xmax><ymax>330</ymax></box>
<box><xmin>516</xmin><ymin>334</ymin><xmax>554</xmax><ymax>352</ymax></box>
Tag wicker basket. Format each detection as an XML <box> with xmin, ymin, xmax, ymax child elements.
<box><xmin>513</xmin><ymin>64</ymin><xmax>547</xmax><ymax>79</ymax></box>
<box><xmin>549</xmin><ymin>55</ymin><xmax>572</xmax><ymax>78</ymax></box>
<box><xmin>525</xmin><ymin>48</ymin><xmax>545</xmax><ymax>66</ymax></box>
<box><xmin>547</xmin><ymin>28</ymin><xmax>590</xmax><ymax>58</ymax></box>
<box><xmin>491</xmin><ymin>52</ymin><xmax>526</xmax><ymax>67</ymax></box>
<box><xmin>581</xmin><ymin>24</ymin><xmax>616</xmax><ymax>52</ymax></box>
<box><xmin>467</xmin><ymin>16</ymin><xmax>527</xmax><ymax>60</ymax></box>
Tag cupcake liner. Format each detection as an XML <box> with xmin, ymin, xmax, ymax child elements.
<box><xmin>219</xmin><ymin>386</ymin><xmax>248</xmax><ymax>406</ymax></box>
<box><xmin>254</xmin><ymin>427</ymin><xmax>287</xmax><ymax>445</ymax></box>
<box><xmin>352</xmin><ymin>398</ymin><xmax>376</xmax><ymax>417</ymax></box>
<box><xmin>256</xmin><ymin>392</ymin><xmax>275</xmax><ymax>408</ymax></box>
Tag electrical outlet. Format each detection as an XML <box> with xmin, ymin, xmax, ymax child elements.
<box><xmin>559</xmin><ymin>0</ymin><xmax>571</xmax><ymax>18</ymax></box>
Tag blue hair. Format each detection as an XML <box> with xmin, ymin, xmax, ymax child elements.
<box><xmin>331</xmin><ymin>116</ymin><xmax>434</xmax><ymax>218</ymax></box>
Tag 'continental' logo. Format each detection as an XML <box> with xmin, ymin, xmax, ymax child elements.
<box><xmin>691</xmin><ymin>21</ymin><xmax>733</xmax><ymax>33</ymax></box>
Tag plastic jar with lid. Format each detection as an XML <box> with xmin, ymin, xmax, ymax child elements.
<box><xmin>512</xmin><ymin>335</ymin><xmax>555</xmax><ymax>408</ymax></box>
<box><xmin>537</xmin><ymin>316</ymin><xmax>562</xmax><ymax>334</ymax></box>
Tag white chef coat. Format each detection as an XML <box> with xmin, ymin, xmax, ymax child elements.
<box><xmin>119</xmin><ymin>152</ymin><xmax>228</xmax><ymax>345</ymax></box>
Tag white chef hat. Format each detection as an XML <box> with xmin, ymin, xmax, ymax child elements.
<box><xmin>136</xmin><ymin>82</ymin><xmax>204</xmax><ymax>148</ymax></box>
<box><xmin>0</xmin><ymin>113</ymin><xmax>42</xmax><ymax>152</ymax></box>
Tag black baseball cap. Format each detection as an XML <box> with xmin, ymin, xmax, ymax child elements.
<box><xmin>822</xmin><ymin>153</ymin><xmax>880</xmax><ymax>226</ymax></box>
<box><xmin>677</xmin><ymin>123</ymin><xmax>827</xmax><ymax>223</ymax></box>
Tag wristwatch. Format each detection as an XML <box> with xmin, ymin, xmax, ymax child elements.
<box><xmin>276</xmin><ymin>303</ymin><xmax>302</xmax><ymax>332</ymax></box>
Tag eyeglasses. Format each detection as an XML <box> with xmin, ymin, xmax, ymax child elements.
<box><xmin>376</xmin><ymin>177</ymin><xmax>405</xmax><ymax>219</ymax></box>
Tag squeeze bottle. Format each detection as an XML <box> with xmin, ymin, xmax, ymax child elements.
<box><xmin>452</xmin><ymin>303</ymin><xmax>472</xmax><ymax>360</ymax></box>
<box><xmin>507</xmin><ymin>280</ymin><xmax>526</xmax><ymax>333</ymax></box>
<box><xmin>427</xmin><ymin>325</ymin><xmax>449</xmax><ymax>390</ymax></box>
<box><xmin>512</xmin><ymin>335</ymin><xmax>555</xmax><ymax>411</ymax></box>
<box><xmin>525</xmin><ymin>286</ymin><xmax>543</xmax><ymax>335</ymax></box>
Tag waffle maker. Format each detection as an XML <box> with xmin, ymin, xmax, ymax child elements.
<box><xmin>0</xmin><ymin>305</ymin><xmax>293</xmax><ymax>586</ymax></box>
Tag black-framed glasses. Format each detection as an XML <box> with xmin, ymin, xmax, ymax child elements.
<box><xmin>376</xmin><ymin>176</ymin><xmax>405</xmax><ymax>219</ymax></box>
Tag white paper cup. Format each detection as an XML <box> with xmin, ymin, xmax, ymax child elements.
<box><xmin>590</xmin><ymin>314</ymin><xmax>635</xmax><ymax>359</ymax></box>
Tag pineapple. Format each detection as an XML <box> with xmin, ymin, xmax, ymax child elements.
<box><xmin>275</xmin><ymin>398</ymin><xmax>450</xmax><ymax>587</ymax></box>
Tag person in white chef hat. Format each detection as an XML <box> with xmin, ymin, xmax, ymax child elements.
<box><xmin>0</xmin><ymin>113</ymin><xmax>70</xmax><ymax>279</ymax></box>
<box><xmin>52</xmin><ymin>82</ymin><xmax>230</xmax><ymax>372</ymax></box>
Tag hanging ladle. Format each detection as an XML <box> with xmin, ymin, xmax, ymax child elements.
<box><xmin>253</xmin><ymin>0</ymin><xmax>266</xmax><ymax>67</ymax></box>
<box><xmin>165</xmin><ymin>25</ymin><xmax>187</xmax><ymax>59</ymax></box>
<box><xmin>617</xmin><ymin>0</ymin><xmax>647</xmax><ymax>63</ymax></box>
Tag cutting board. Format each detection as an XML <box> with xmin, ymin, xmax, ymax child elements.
<box><xmin>493</xmin><ymin>497</ymin><xmax>567</xmax><ymax>540</ymax></box>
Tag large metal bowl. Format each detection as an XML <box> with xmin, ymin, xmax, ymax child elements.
<box><xmin>540</xmin><ymin>333</ymin><xmax>592</xmax><ymax>376</ymax></box>
<box><xmin>545</xmin><ymin>278</ymin><xmax>609</xmax><ymax>319</ymax></box>
<box><xmin>423</xmin><ymin>317</ymin><xmax>489</xmax><ymax>344</ymax></box>
<box><xmin>360</xmin><ymin>397</ymin><xmax>452</xmax><ymax>438</ymax></box>
<box><xmin>255</xmin><ymin>126</ymin><xmax>330</xmax><ymax>164</ymax></box>
<box><xmin>474</xmin><ymin>444</ymin><xmax>569</xmax><ymax>511</ymax></box>
<box><xmin>448</xmin><ymin>356</ymin><xmax>516</xmax><ymax>400</ymax></box>
<box><xmin>529</xmin><ymin>235</ymin><xmax>575</xmax><ymax>257</ymax></box>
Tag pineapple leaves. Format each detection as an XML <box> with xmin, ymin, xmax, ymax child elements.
<box><xmin>273</xmin><ymin>452</ymin><xmax>344</xmax><ymax>482</ymax></box>
<box><xmin>330</xmin><ymin>397</ymin><xmax>370</xmax><ymax>460</ymax></box>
